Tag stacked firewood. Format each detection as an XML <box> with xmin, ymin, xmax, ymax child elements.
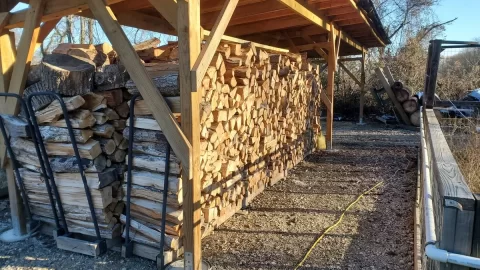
<box><xmin>7</xmin><ymin>42</ymin><xmax>136</xmax><ymax>239</ymax></box>
<box><xmin>391</xmin><ymin>81</ymin><xmax>420</xmax><ymax>126</ymax></box>
<box><xmin>197</xmin><ymin>42</ymin><xmax>321</xmax><ymax>234</ymax></box>
<box><xmin>3</xmin><ymin>37</ymin><xmax>320</xmax><ymax>260</ymax></box>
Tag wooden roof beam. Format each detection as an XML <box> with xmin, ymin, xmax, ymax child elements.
<box><xmin>275</xmin><ymin>0</ymin><xmax>365</xmax><ymax>53</ymax></box>
<box><xmin>5</xmin><ymin>0</ymin><xmax>125</xmax><ymax>29</ymax></box>
<box><xmin>346</xmin><ymin>0</ymin><xmax>385</xmax><ymax>47</ymax></box>
<box><xmin>228</xmin><ymin>14</ymin><xmax>311</xmax><ymax>37</ymax></box>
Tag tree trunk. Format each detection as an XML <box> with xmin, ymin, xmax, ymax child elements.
<box><xmin>41</xmin><ymin>54</ymin><xmax>95</xmax><ymax>96</ymax></box>
<box><xmin>402</xmin><ymin>97</ymin><xmax>419</xmax><ymax>114</ymax></box>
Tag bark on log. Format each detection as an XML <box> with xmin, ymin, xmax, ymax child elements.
<box><xmin>39</xmin><ymin>126</ymin><xmax>93</xmax><ymax>143</ymax></box>
<box><xmin>125</xmin><ymin>170</ymin><xmax>181</xmax><ymax>194</ymax></box>
<box><xmin>0</xmin><ymin>115</ymin><xmax>30</xmax><ymax>138</ymax></box>
<box><xmin>402</xmin><ymin>98</ymin><xmax>419</xmax><ymax>114</ymax></box>
<box><xmin>22</xmin><ymin>82</ymin><xmax>55</xmax><ymax>112</ymax></box>
<box><xmin>94</xmin><ymin>64</ymin><xmax>130</xmax><ymax>91</ymax></box>
<box><xmin>128</xmin><ymin>154</ymin><xmax>180</xmax><ymax>174</ymax></box>
<box><xmin>122</xmin><ymin>127</ymin><xmax>166</xmax><ymax>143</ymax></box>
<box><xmin>47</xmin><ymin>110</ymin><xmax>96</xmax><ymax>129</ymax></box>
<box><xmin>394</xmin><ymin>88</ymin><xmax>410</xmax><ymax>103</ymax></box>
<box><xmin>41</xmin><ymin>54</ymin><xmax>95</xmax><ymax>96</ymax></box>
<box><xmin>92</xmin><ymin>124</ymin><xmax>115</xmax><ymax>138</ymax></box>
<box><xmin>126</xmin><ymin>74</ymin><xmax>179</xmax><ymax>97</ymax></box>
<box><xmin>35</xmin><ymin>96</ymin><xmax>85</xmax><ymax>123</ymax></box>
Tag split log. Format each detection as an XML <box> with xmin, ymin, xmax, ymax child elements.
<box><xmin>11</xmin><ymin>137</ymin><xmax>101</xmax><ymax>159</ymax></box>
<box><xmin>115</xmin><ymin>102</ymin><xmax>130</xmax><ymax>118</ymax></box>
<box><xmin>92</xmin><ymin>112</ymin><xmax>108</xmax><ymax>125</ymax></box>
<box><xmin>108</xmin><ymin>149</ymin><xmax>126</xmax><ymax>163</ymax></box>
<box><xmin>0</xmin><ymin>115</ymin><xmax>30</xmax><ymax>137</ymax></box>
<box><xmin>130</xmin><ymin>198</ymin><xmax>183</xmax><ymax>224</ymax></box>
<box><xmin>22</xmin><ymin>82</ymin><xmax>55</xmax><ymax>111</ymax></box>
<box><xmin>128</xmin><ymin>154</ymin><xmax>180</xmax><ymax>175</ymax></box>
<box><xmin>30</xmin><ymin>202</ymin><xmax>113</xmax><ymax>223</ymax></box>
<box><xmin>99</xmin><ymin>89</ymin><xmax>123</xmax><ymax>107</ymax></box>
<box><xmin>41</xmin><ymin>54</ymin><xmax>95</xmax><ymax>96</ymax></box>
<box><xmin>133</xmin><ymin>38</ymin><xmax>161</xmax><ymax>51</ymax></box>
<box><xmin>95</xmin><ymin>43</ymin><xmax>114</xmax><ymax>55</ymax></box>
<box><xmin>111</xmin><ymin>119</ymin><xmax>127</xmax><ymax>131</ymax></box>
<box><xmin>125</xmin><ymin>170</ymin><xmax>181</xmax><ymax>194</ymax></box>
<box><xmin>97</xmin><ymin>138</ymin><xmax>116</xmax><ymax>155</ymax></box>
<box><xmin>119</xmin><ymin>215</ymin><xmax>179</xmax><ymax>249</ymax></box>
<box><xmin>104</xmin><ymin>108</ymin><xmax>120</xmax><ymax>120</ymax></box>
<box><xmin>47</xmin><ymin>110</ymin><xmax>96</xmax><ymax>129</ymax></box>
<box><xmin>39</xmin><ymin>126</ymin><xmax>93</xmax><ymax>143</ymax></box>
<box><xmin>128</xmin><ymin>97</ymin><xmax>180</xmax><ymax>115</ymax></box>
<box><xmin>67</xmin><ymin>48</ymin><xmax>108</xmax><ymax>67</ymax></box>
<box><xmin>410</xmin><ymin>110</ymin><xmax>420</xmax><ymax>127</ymax></box>
<box><xmin>35</xmin><ymin>96</ymin><xmax>85</xmax><ymax>123</ymax></box>
<box><xmin>49</xmin><ymin>156</ymin><xmax>107</xmax><ymax>173</ymax></box>
<box><xmin>132</xmin><ymin>141</ymin><xmax>169</xmax><ymax>157</ymax></box>
<box><xmin>53</xmin><ymin>43</ymin><xmax>95</xmax><ymax>54</ymax></box>
<box><xmin>126</xmin><ymin>74</ymin><xmax>179</xmax><ymax>97</ymax></box>
<box><xmin>122</xmin><ymin>184</ymin><xmax>182</xmax><ymax>207</ymax></box>
<box><xmin>92</xmin><ymin>124</ymin><xmax>115</xmax><ymax>138</ymax></box>
<box><xmin>20</xmin><ymin>168</ymin><xmax>117</xmax><ymax>189</ymax></box>
<box><xmin>81</xmin><ymin>92</ymin><xmax>107</xmax><ymax>111</ymax></box>
<box><xmin>402</xmin><ymin>97</ymin><xmax>419</xmax><ymax>114</ymax></box>
<box><xmin>145</xmin><ymin>62</ymin><xmax>179</xmax><ymax>77</ymax></box>
<box><xmin>122</xmin><ymin>127</ymin><xmax>166</xmax><ymax>143</ymax></box>
<box><xmin>394</xmin><ymin>88</ymin><xmax>411</xmax><ymax>103</ymax></box>
<box><xmin>94</xmin><ymin>64</ymin><xmax>130</xmax><ymax>91</ymax></box>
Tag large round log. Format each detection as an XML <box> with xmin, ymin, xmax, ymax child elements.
<box><xmin>392</xmin><ymin>81</ymin><xmax>403</xmax><ymax>91</ymax></box>
<box><xmin>41</xmin><ymin>54</ymin><xmax>95</xmax><ymax>96</ymax></box>
<box><xmin>410</xmin><ymin>110</ymin><xmax>420</xmax><ymax>127</ymax></box>
<box><xmin>94</xmin><ymin>64</ymin><xmax>130</xmax><ymax>91</ymax></box>
<box><xmin>394</xmin><ymin>88</ymin><xmax>410</xmax><ymax>103</ymax></box>
<box><xmin>67</xmin><ymin>48</ymin><xmax>109</xmax><ymax>67</ymax></box>
<box><xmin>402</xmin><ymin>97</ymin><xmax>419</xmax><ymax>114</ymax></box>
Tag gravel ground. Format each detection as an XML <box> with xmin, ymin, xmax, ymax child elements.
<box><xmin>202</xmin><ymin>122</ymin><xmax>419</xmax><ymax>270</ymax></box>
<box><xmin>0</xmin><ymin>122</ymin><xmax>418</xmax><ymax>269</ymax></box>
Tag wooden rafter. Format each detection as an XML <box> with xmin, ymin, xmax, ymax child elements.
<box><xmin>325</xmin><ymin>26</ymin><xmax>337</xmax><ymax>149</ymax></box>
<box><xmin>338</xmin><ymin>62</ymin><xmax>361</xmax><ymax>87</ymax></box>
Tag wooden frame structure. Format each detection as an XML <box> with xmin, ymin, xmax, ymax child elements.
<box><xmin>0</xmin><ymin>0</ymin><xmax>388</xmax><ymax>268</ymax></box>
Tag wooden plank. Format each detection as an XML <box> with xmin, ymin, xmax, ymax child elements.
<box><xmin>338</xmin><ymin>62</ymin><xmax>361</xmax><ymax>87</ymax></box>
<box><xmin>6</xmin><ymin>0</ymin><xmax>125</xmax><ymax>29</ymax></box>
<box><xmin>147</xmin><ymin>0</ymin><xmax>178</xmax><ymax>30</ymax></box>
<box><xmin>358</xmin><ymin>51</ymin><xmax>366</xmax><ymax>123</ymax></box>
<box><xmin>374</xmin><ymin>68</ymin><xmax>411</xmax><ymax>125</ymax></box>
<box><xmin>34</xmin><ymin>18</ymin><xmax>61</xmax><ymax>51</ymax></box>
<box><xmin>86</xmin><ymin>0</ymin><xmax>191</xmax><ymax>171</ymax></box>
<box><xmin>325</xmin><ymin>27</ymin><xmax>336</xmax><ymax>149</ymax></box>
<box><xmin>56</xmin><ymin>236</ymin><xmax>101</xmax><ymax>257</ymax></box>
<box><xmin>178</xmin><ymin>0</ymin><xmax>202</xmax><ymax>267</ymax></box>
<box><xmin>192</xmin><ymin>0</ymin><xmax>239</xmax><ymax>89</ymax></box>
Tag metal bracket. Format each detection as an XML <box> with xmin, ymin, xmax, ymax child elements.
<box><xmin>445</xmin><ymin>199</ymin><xmax>463</xmax><ymax>211</ymax></box>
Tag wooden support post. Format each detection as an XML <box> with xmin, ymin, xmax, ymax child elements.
<box><xmin>0</xmin><ymin>0</ymin><xmax>45</xmax><ymax>238</ymax></box>
<box><xmin>325</xmin><ymin>28</ymin><xmax>337</xmax><ymax>150</ymax></box>
<box><xmin>358</xmin><ymin>51</ymin><xmax>366</xmax><ymax>124</ymax></box>
<box><xmin>178</xmin><ymin>0</ymin><xmax>202</xmax><ymax>268</ymax></box>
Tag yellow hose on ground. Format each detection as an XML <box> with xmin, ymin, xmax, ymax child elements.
<box><xmin>294</xmin><ymin>181</ymin><xmax>384</xmax><ymax>270</ymax></box>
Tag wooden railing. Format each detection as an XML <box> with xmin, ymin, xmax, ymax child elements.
<box><xmin>422</xmin><ymin>109</ymin><xmax>475</xmax><ymax>270</ymax></box>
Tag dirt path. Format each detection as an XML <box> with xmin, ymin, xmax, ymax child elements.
<box><xmin>202</xmin><ymin>122</ymin><xmax>419</xmax><ymax>269</ymax></box>
<box><xmin>0</xmin><ymin>122</ymin><xmax>418</xmax><ymax>269</ymax></box>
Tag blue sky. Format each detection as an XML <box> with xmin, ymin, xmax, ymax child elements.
<box><xmin>435</xmin><ymin>0</ymin><xmax>479</xmax><ymax>41</ymax></box>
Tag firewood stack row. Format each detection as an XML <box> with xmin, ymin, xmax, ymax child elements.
<box><xmin>197</xmin><ymin>42</ymin><xmax>321</xmax><ymax>234</ymax></box>
<box><xmin>391</xmin><ymin>81</ymin><xmax>420</xmax><ymax>126</ymax></box>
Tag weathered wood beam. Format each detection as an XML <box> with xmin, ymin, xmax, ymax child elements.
<box><xmin>296</xmin><ymin>42</ymin><xmax>330</xmax><ymax>51</ymax></box>
<box><xmin>85</xmin><ymin>0</ymin><xmax>192</xmax><ymax>170</ymax></box>
<box><xmin>6</xmin><ymin>0</ymin><xmax>125</xmax><ymax>29</ymax></box>
<box><xmin>326</xmin><ymin>27</ymin><xmax>336</xmax><ymax>149</ymax></box>
<box><xmin>283</xmin><ymin>31</ymin><xmax>299</xmax><ymax>53</ymax></box>
<box><xmin>228</xmin><ymin>14</ymin><xmax>311</xmax><ymax>37</ymax></box>
<box><xmin>275</xmin><ymin>0</ymin><xmax>364</xmax><ymax>52</ymax></box>
<box><xmin>192</xmin><ymin>0</ymin><xmax>239</xmax><ymax>88</ymax></box>
<box><xmin>358</xmin><ymin>51</ymin><xmax>366</xmax><ymax>124</ymax></box>
<box><xmin>346</xmin><ymin>0</ymin><xmax>386</xmax><ymax>47</ymax></box>
<box><xmin>147</xmin><ymin>0</ymin><xmax>178</xmax><ymax>30</ymax></box>
<box><xmin>338</xmin><ymin>61</ymin><xmax>361</xmax><ymax>87</ymax></box>
<box><xmin>178</xmin><ymin>0</ymin><xmax>202</xmax><ymax>267</ymax></box>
